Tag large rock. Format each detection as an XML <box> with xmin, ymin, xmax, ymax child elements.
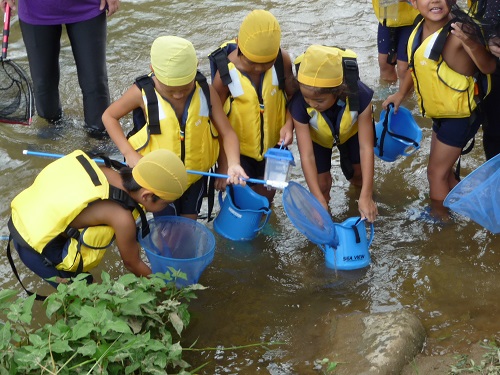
<box><xmin>327</xmin><ymin>309</ymin><xmax>426</xmax><ymax>374</ymax></box>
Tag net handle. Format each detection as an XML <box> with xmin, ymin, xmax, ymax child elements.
<box><xmin>2</xmin><ymin>3</ymin><xmax>11</xmax><ymax>60</ymax></box>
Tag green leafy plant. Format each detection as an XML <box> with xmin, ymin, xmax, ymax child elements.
<box><xmin>450</xmin><ymin>340</ymin><xmax>500</xmax><ymax>374</ymax></box>
<box><xmin>0</xmin><ymin>270</ymin><xmax>204</xmax><ymax>374</ymax></box>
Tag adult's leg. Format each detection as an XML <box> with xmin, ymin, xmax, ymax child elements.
<box><xmin>19</xmin><ymin>21</ymin><xmax>63</xmax><ymax>122</ymax></box>
<box><xmin>66</xmin><ymin>13</ymin><xmax>110</xmax><ymax>133</ymax></box>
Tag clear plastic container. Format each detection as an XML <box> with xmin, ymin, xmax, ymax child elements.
<box><xmin>263</xmin><ymin>147</ymin><xmax>295</xmax><ymax>188</ymax></box>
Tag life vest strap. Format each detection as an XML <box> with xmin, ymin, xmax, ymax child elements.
<box><xmin>135</xmin><ymin>74</ymin><xmax>161</xmax><ymax>135</ymax></box>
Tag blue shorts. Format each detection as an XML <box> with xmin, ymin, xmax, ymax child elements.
<box><xmin>313</xmin><ymin>134</ymin><xmax>360</xmax><ymax>179</ymax></box>
<box><xmin>155</xmin><ymin>176</ymin><xmax>205</xmax><ymax>216</ymax></box>
<box><xmin>432</xmin><ymin>113</ymin><xmax>482</xmax><ymax>148</ymax></box>
<box><xmin>377</xmin><ymin>23</ymin><xmax>414</xmax><ymax>62</ymax></box>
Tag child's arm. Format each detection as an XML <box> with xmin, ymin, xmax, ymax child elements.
<box><xmin>102</xmin><ymin>84</ymin><xmax>145</xmax><ymax>167</ymax></box>
<box><xmin>294</xmin><ymin>119</ymin><xmax>328</xmax><ymax>211</ymax></box>
<box><xmin>208</xmin><ymin>85</ymin><xmax>248</xmax><ymax>186</ymax></box>
<box><xmin>451</xmin><ymin>22</ymin><xmax>497</xmax><ymax>74</ymax></box>
<box><xmin>279</xmin><ymin>50</ymin><xmax>297</xmax><ymax>147</ymax></box>
<box><xmin>279</xmin><ymin>109</ymin><xmax>294</xmax><ymax>146</ymax></box>
<box><xmin>382</xmin><ymin>67</ymin><xmax>414</xmax><ymax>112</ymax></box>
<box><xmin>356</xmin><ymin>104</ymin><xmax>378</xmax><ymax>223</ymax></box>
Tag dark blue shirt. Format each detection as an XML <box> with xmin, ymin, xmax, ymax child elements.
<box><xmin>289</xmin><ymin>80</ymin><xmax>374</xmax><ymax>127</ymax></box>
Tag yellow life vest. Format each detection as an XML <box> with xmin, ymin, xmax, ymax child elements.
<box><xmin>222</xmin><ymin>62</ymin><xmax>288</xmax><ymax>160</ymax></box>
<box><xmin>306</xmin><ymin>98</ymin><xmax>359</xmax><ymax>149</ymax></box>
<box><xmin>408</xmin><ymin>19</ymin><xmax>490</xmax><ymax>118</ymax></box>
<box><xmin>372</xmin><ymin>0</ymin><xmax>420</xmax><ymax>27</ymax></box>
<box><xmin>128</xmin><ymin>75</ymin><xmax>219</xmax><ymax>186</ymax></box>
<box><xmin>9</xmin><ymin>150</ymin><xmax>143</xmax><ymax>272</ymax></box>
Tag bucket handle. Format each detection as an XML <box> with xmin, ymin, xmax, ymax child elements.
<box><xmin>254</xmin><ymin>207</ymin><xmax>271</xmax><ymax>233</ymax></box>
<box><xmin>354</xmin><ymin>218</ymin><xmax>375</xmax><ymax>247</ymax></box>
<box><xmin>379</xmin><ymin>104</ymin><xmax>420</xmax><ymax>157</ymax></box>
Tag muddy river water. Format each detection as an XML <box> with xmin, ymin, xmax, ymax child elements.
<box><xmin>0</xmin><ymin>1</ymin><xmax>499</xmax><ymax>374</ymax></box>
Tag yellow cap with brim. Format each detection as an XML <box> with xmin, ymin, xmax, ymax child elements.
<box><xmin>238</xmin><ymin>9</ymin><xmax>281</xmax><ymax>64</ymax></box>
<box><xmin>150</xmin><ymin>35</ymin><xmax>198</xmax><ymax>86</ymax></box>
<box><xmin>297</xmin><ymin>45</ymin><xmax>344</xmax><ymax>88</ymax></box>
<box><xmin>132</xmin><ymin>149</ymin><xmax>188</xmax><ymax>202</ymax></box>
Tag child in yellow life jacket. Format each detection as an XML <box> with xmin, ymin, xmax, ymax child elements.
<box><xmin>372</xmin><ymin>0</ymin><xmax>420</xmax><ymax>84</ymax></box>
<box><xmin>209</xmin><ymin>9</ymin><xmax>296</xmax><ymax>204</ymax></box>
<box><xmin>289</xmin><ymin>45</ymin><xmax>378</xmax><ymax>223</ymax></box>
<box><xmin>383</xmin><ymin>0</ymin><xmax>497</xmax><ymax>219</ymax></box>
<box><xmin>102</xmin><ymin>36</ymin><xmax>248</xmax><ymax>220</ymax></box>
<box><xmin>8</xmin><ymin>149</ymin><xmax>188</xmax><ymax>294</ymax></box>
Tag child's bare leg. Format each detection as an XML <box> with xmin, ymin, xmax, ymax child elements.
<box><xmin>378</xmin><ymin>53</ymin><xmax>397</xmax><ymax>82</ymax></box>
<box><xmin>396</xmin><ymin>60</ymin><xmax>410</xmax><ymax>89</ymax></box>
<box><xmin>427</xmin><ymin>132</ymin><xmax>462</xmax><ymax>202</ymax></box>
<box><xmin>318</xmin><ymin>171</ymin><xmax>332</xmax><ymax>204</ymax></box>
<box><xmin>348</xmin><ymin>164</ymin><xmax>362</xmax><ymax>187</ymax></box>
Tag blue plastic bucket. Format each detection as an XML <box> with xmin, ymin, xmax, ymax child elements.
<box><xmin>444</xmin><ymin>153</ymin><xmax>500</xmax><ymax>234</ymax></box>
<box><xmin>139</xmin><ymin>216</ymin><xmax>216</xmax><ymax>286</ymax></box>
<box><xmin>374</xmin><ymin>105</ymin><xmax>422</xmax><ymax>162</ymax></box>
<box><xmin>321</xmin><ymin>217</ymin><xmax>374</xmax><ymax>270</ymax></box>
<box><xmin>213</xmin><ymin>184</ymin><xmax>271</xmax><ymax>241</ymax></box>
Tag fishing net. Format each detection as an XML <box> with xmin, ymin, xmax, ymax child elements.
<box><xmin>282</xmin><ymin>181</ymin><xmax>338</xmax><ymax>247</ymax></box>
<box><xmin>0</xmin><ymin>59</ymin><xmax>34</xmax><ymax>125</ymax></box>
<box><xmin>1</xmin><ymin>4</ymin><xmax>35</xmax><ymax>126</ymax></box>
<box><xmin>444</xmin><ymin>153</ymin><xmax>500</xmax><ymax>234</ymax></box>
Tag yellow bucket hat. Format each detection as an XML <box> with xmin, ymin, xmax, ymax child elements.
<box><xmin>297</xmin><ymin>45</ymin><xmax>344</xmax><ymax>88</ymax></box>
<box><xmin>238</xmin><ymin>10</ymin><xmax>281</xmax><ymax>63</ymax></box>
<box><xmin>133</xmin><ymin>149</ymin><xmax>188</xmax><ymax>202</ymax></box>
<box><xmin>150</xmin><ymin>36</ymin><xmax>198</xmax><ymax>86</ymax></box>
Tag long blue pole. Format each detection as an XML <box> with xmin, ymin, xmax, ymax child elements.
<box><xmin>22</xmin><ymin>150</ymin><xmax>288</xmax><ymax>188</ymax></box>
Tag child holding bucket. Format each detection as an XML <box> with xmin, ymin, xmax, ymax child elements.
<box><xmin>289</xmin><ymin>45</ymin><xmax>378</xmax><ymax>223</ymax></box>
<box><xmin>102</xmin><ymin>36</ymin><xmax>248</xmax><ymax>220</ymax></box>
<box><xmin>7</xmin><ymin>149</ymin><xmax>188</xmax><ymax>294</ymax></box>
<box><xmin>383</xmin><ymin>0</ymin><xmax>496</xmax><ymax>219</ymax></box>
<box><xmin>208</xmin><ymin>9</ymin><xmax>297</xmax><ymax>204</ymax></box>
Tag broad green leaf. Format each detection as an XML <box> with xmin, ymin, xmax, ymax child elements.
<box><xmin>168</xmin><ymin>312</ymin><xmax>185</xmax><ymax>336</ymax></box>
<box><xmin>102</xmin><ymin>319</ymin><xmax>132</xmax><ymax>335</ymax></box>
<box><xmin>44</xmin><ymin>298</ymin><xmax>63</xmax><ymax>318</ymax></box>
<box><xmin>0</xmin><ymin>290</ymin><xmax>17</xmax><ymax>305</ymax></box>
<box><xmin>71</xmin><ymin>321</ymin><xmax>94</xmax><ymax>340</ymax></box>
<box><xmin>125</xmin><ymin>361</ymin><xmax>141</xmax><ymax>374</ymax></box>
<box><xmin>0</xmin><ymin>323</ymin><xmax>12</xmax><ymax>348</ymax></box>
<box><xmin>48</xmin><ymin>340</ymin><xmax>73</xmax><ymax>354</ymax></box>
<box><xmin>77</xmin><ymin>340</ymin><xmax>97</xmax><ymax>356</ymax></box>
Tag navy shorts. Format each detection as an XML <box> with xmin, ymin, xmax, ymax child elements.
<box><xmin>154</xmin><ymin>176</ymin><xmax>205</xmax><ymax>216</ymax></box>
<box><xmin>432</xmin><ymin>113</ymin><xmax>482</xmax><ymax>148</ymax></box>
<box><xmin>240</xmin><ymin>154</ymin><xmax>266</xmax><ymax>184</ymax></box>
<box><xmin>13</xmin><ymin>235</ymin><xmax>84</xmax><ymax>288</ymax></box>
<box><xmin>377</xmin><ymin>23</ymin><xmax>414</xmax><ymax>62</ymax></box>
<box><xmin>313</xmin><ymin>134</ymin><xmax>360</xmax><ymax>179</ymax></box>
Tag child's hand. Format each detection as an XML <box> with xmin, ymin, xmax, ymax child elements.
<box><xmin>358</xmin><ymin>196</ymin><xmax>378</xmax><ymax>223</ymax></box>
<box><xmin>382</xmin><ymin>92</ymin><xmax>404</xmax><ymax>113</ymax></box>
<box><xmin>488</xmin><ymin>37</ymin><xmax>500</xmax><ymax>58</ymax></box>
<box><xmin>450</xmin><ymin>22</ymin><xmax>475</xmax><ymax>48</ymax></box>
<box><xmin>226</xmin><ymin>164</ymin><xmax>248</xmax><ymax>186</ymax></box>
<box><xmin>279</xmin><ymin>119</ymin><xmax>294</xmax><ymax>146</ymax></box>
